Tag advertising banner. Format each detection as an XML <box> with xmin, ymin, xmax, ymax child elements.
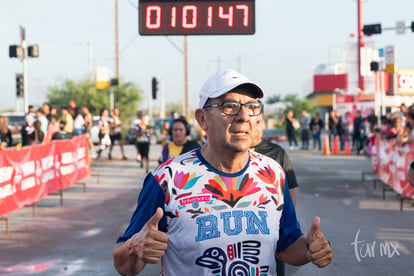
<box><xmin>370</xmin><ymin>137</ymin><xmax>414</xmax><ymax>199</ymax></box>
<box><xmin>0</xmin><ymin>136</ymin><xmax>90</xmax><ymax>216</ymax></box>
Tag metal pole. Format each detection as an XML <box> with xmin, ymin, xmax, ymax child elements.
<box><xmin>110</xmin><ymin>87</ymin><xmax>114</xmax><ymax>111</ymax></box>
<box><xmin>357</xmin><ymin>0</ymin><xmax>365</xmax><ymax>93</ymax></box>
<box><xmin>88</xmin><ymin>42</ymin><xmax>94</xmax><ymax>85</ymax></box>
<box><xmin>20</xmin><ymin>26</ymin><xmax>28</xmax><ymax>113</ymax></box>
<box><xmin>115</xmin><ymin>0</ymin><xmax>120</xmax><ymax>80</ymax></box>
<box><xmin>183</xmin><ymin>35</ymin><xmax>188</xmax><ymax>117</ymax></box>
<box><xmin>375</xmin><ymin>72</ymin><xmax>381</xmax><ymax>127</ymax></box>
<box><xmin>160</xmin><ymin>79</ymin><xmax>165</xmax><ymax>119</ymax></box>
<box><xmin>381</xmin><ymin>71</ymin><xmax>386</xmax><ymax>117</ymax></box>
<box><xmin>148</xmin><ymin>78</ymin><xmax>153</xmax><ymax>119</ymax></box>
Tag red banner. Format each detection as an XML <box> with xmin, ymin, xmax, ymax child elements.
<box><xmin>0</xmin><ymin>136</ymin><xmax>90</xmax><ymax>216</ymax></box>
<box><xmin>370</xmin><ymin>137</ymin><xmax>414</xmax><ymax>199</ymax></box>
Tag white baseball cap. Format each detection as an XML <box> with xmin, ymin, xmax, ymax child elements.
<box><xmin>198</xmin><ymin>69</ymin><xmax>264</xmax><ymax>108</ymax></box>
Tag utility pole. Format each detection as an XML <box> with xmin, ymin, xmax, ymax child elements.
<box><xmin>357</xmin><ymin>0</ymin><xmax>365</xmax><ymax>93</ymax></box>
<box><xmin>115</xmin><ymin>0</ymin><xmax>120</xmax><ymax>80</ymax></box>
<box><xmin>183</xmin><ymin>35</ymin><xmax>188</xmax><ymax>118</ymax></box>
<box><xmin>20</xmin><ymin>26</ymin><xmax>28</xmax><ymax>113</ymax></box>
<box><xmin>88</xmin><ymin>42</ymin><xmax>94</xmax><ymax>85</ymax></box>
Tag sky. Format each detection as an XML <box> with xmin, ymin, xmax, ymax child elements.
<box><xmin>1</xmin><ymin>0</ymin><xmax>414</xmax><ymax>115</ymax></box>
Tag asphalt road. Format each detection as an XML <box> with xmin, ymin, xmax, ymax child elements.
<box><xmin>0</xmin><ymin>143</ymin><xmax>413</xmax><ymax>276</ymax></box>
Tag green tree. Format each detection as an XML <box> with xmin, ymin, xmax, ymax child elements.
<box><xmin>47</xmin><ymin>78</ymin><xmax>143</xmax><ymax>125</ymax></box>
<box><xmin>266</xmin><ymin>93</ymin><xmax>316</xmax><ymax>119</ymax></box>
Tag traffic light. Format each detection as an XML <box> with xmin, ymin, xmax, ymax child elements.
<box><xmin>28</xmin><ymin>44</ymin><xmax>39</xmax><ymax>57</ymax></box>
<box><xmin>9</xmin><ymin>45</ymin><xmax>23</xmax><ymax>58</ymax></box>
<box><xmin>110</xmin><ymin>78</ymin><xmax>119</xmax><ymax>86</ymax></box>
<box><xmin>411</xmin><ymin>21</ymin><xmax>414</xmax><ymax>32</ymax></box>
<box><xmin>363</xmin><ymin>24</ymin><xmax>382</xmax><ymax>36</ymax></box>
<box><xmin>16</xmin><ymin>73</ymin><xmax>24</xmax><ymax>97</ymax></box>
<box><xmin>370</xmin><ymin>61</ymin><xmax>379</xmax><ymax>72</ymax></box>
<box><xmin>151</xmin><ymin>77</ymin><xmax>158</xmax><ymax>99</ymax></box>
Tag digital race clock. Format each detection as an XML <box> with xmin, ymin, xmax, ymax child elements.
<box><xmin>138</xmin><ymin>0</ymin><xmax>255</xmax><ymax>35</ymax></box>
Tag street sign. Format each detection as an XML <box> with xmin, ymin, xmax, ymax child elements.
<box><xmin>396</xmin><ymin>21</ymin><xmax>406</xmax><ymax>34</ymax></box>
<box><xmin>96</xmin><ymin>66</ymin><xmax>110</xmax><ymax>90</ymax></box>
<box><xmin>378</xmin><ymin>48</ymin><xmax>384</xmax><ymax>58</ymax></box>
<box><xmin>384</xmin><ymin>45</ymin><xmax>395</xmax><ymax>64</ymax></box>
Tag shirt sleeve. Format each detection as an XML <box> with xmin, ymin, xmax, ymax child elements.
<box><xmin>116</xmin><ymin>174</ymin><xmax>167</xmax><ymax>243</ymax></box>
<box><xmin>276</xmin><ymin>180</ymin><xmax>303</xmax><ymax>252</ymax></box>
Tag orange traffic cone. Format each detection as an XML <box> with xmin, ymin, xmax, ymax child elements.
<box><xmin>345</xmin><ymin>141</ymin><xmax>351</xmax><ymax>155</ymax></box>
<box><xmin>332</xmin><ymin>136</ymin><xmax>340</xmax><ymax>155</ymax></box>
<box><xmin>323</xmin><ymin>136</ymin><xmax>331</xmax><ymax>155</ymax></box>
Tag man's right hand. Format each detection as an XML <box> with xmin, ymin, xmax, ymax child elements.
<box><xmin>128</xmin><ymin>207</ymin><xmax>168</xmax><ymax>264</ymax></box>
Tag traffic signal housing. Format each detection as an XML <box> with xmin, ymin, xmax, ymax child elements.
<box><xmin>363</xmin><ymin>24</ymin><xmax>382</xmax><ymax>36</ymax></box>
<box><xmin>411</xmin><ymin>21</ymin><xmax>414</xmax><ymax>32</ymax></box>
<box><xmin>151</xmin><ymin>77</ymin><xmax>158</xmax><ymax>99</ymax></box>
<box><xmin>9</xmin><ymin>45</ymin><xmax>23</xmax><ymax>58</ymax></box>
<box><xmin>28</xmin><ymin>44</ymin><xmax>39</xmax><ymax>57</ymax></box>
<box><xmin>16</xmin><ymin>73</ymin><xmax>24</xmax><ymax>97</ymax></box>
<box><xmin>370</xmin><ymin>61</ymin><xmax>379</xmax><ymax>72</ymax></box>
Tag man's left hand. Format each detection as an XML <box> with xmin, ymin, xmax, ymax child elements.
<box><xmin>306</xmin><ymin>216</ymin><xmax>332</xmax><ymax>268</ymax></box>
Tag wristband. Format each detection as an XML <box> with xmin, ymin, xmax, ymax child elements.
<box><xmin>411</xmin><ymin>160</ymin><xmax>414</xmax><ymax>170</ymax></box>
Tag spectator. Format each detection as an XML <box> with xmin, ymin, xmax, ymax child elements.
<box><xmin>285</xmin><ymin>110</ymin><xmax>298</xmax><ymax>150</ymax></box>
<box><xmin>68</xmin><ymin>99</ymin><xmax>77</xmax><ymax>118</ymax></box>
<box><xmin>310</xmin><ymin>112</ymin><xmax>324</xmax><ymax>151</ymax></box>
<box><xmin>407</xmin><ymin>160</ymin><xmax>414</xmax><ymax>188</ymax></box>
<box><xmin>73</xmin><ymin>107</ymin><xmax>86</xmax><ymax>136</ymax></box>
<box><xmin>36</xmin><ymin>108</ymin><xmax>49</xmax><ymax>136</ymax></box>
<box><xmin>357</xmin><ymin>117</ymin><xmax>369</xmax><ymax>155</ymax></box>
<box><xmin>300</xmin><ymin>109</ymin><xmax>311</xmax><ymax>150</ymax></box>
<box><xmin>33</xmin><ymin>120</ymin><xmax>44</xmax><ymax>144</ymax></box>
<box><xmin>352</xmin><ymin>110</ymin><xmax>363</xmax><ymax>151</ymax></box>
<box><xmin>0</xmin><ymin>116</ymin><xmax>11</xmax><ymax>148</ymax></box>
<box><xmin>340</xmin><ymin>111</ymin><xmax>351</xmax><ymax>150</ymax></box>
<box><xmin>43</xmin><ymin>115</ymin><xmax>61</xmax><ymax>144</ymax></box>
<box><xmin>22</xmin><ymin>115</ymin><xmax>36</xmax><ymax>146</ymax></box>
<box><xmin>328</xmin><ymin>110</ymin><xmax>338</xmax><ymax>149</ymax></box>
<box><xmin>42</xmin><ymin>102</ymin><xmax>51</xmax><ymax>121</ymax></box>
<box><xmin>52</xmin><ymin>122</ymin><xmax>73</xmax><ymax>140</ymax></box>
<box><xmin>82</xmin><ymin>105</ymin><xmax>95</xmax><ymax>156</ymax></box>
<box><xmin>61</xmin><ymin>106</ymin><xmax>74</xmax><ymax>134</ymax></box>
<box><xmin>401</xmin><ymin>110</ymin><xmax>414</xmax><ymax>144</ymax></box>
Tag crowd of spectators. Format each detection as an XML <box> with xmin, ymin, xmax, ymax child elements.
<box><xmin>0</xmin><ymin>99</ymin><xmax>95</xmax><ymax>151</ymax></box>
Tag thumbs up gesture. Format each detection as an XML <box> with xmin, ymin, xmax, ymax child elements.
<box><xmin>128</xmin><ymin>208</ymin><xmax>169</xmax><ymax>264</ymax></box>
<box><xmin>306</xmin><ymin>216</ymin><xmax>332</xmax><ymax>268</ymax></box>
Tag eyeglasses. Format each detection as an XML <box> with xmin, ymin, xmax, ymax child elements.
<box><xmin>203</xmin><ymin>101</ymin><xmax>263</xmax><ymax>116</ymax></box>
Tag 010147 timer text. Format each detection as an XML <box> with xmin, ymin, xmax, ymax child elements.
<box><xmin>139</xmin><ymin>0</ymin><xmax>255</xmax><ymax>35</ymax></box>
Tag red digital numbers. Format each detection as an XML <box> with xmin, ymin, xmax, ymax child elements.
<box><xmin>139</xmin><ymin>0</ymin><xmax>255</xmax><ymax>35</ymax></box>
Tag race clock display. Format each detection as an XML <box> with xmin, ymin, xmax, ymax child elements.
<box><xmin>139</xmin><ymin>0</ymin><xmax>255</xmax><ymax>35</ymax></box>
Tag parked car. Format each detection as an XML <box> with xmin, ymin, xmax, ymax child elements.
<box><xmin>1</xmin><ymin>112</ymin><xmax>25</xmax><ymax>146</ymax></box>
<box><xmin>262</xmin><ymin>128</ymin><xmax>287</xmax><ymax>143</ymax></box>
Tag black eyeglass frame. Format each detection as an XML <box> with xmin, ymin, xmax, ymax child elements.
<box><xmin>203</xmin><ymin>101</ymin><xmax>264</xmax><ymax>116</ymax></box>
